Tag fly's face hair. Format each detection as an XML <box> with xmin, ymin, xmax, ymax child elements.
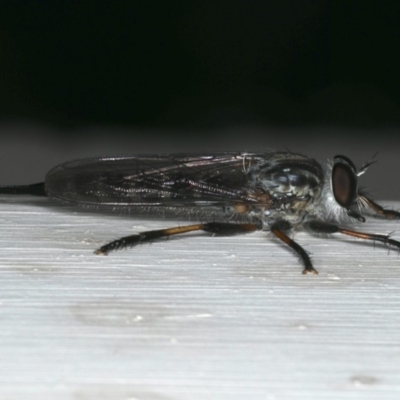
<box><xmin>1</xmin><ymin>151</ymin><xmax>399</xmax><ymax>275</ymax></box>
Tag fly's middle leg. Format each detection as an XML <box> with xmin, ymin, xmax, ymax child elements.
<box><xmin>94</xmin><ymin>222</ymin><xmax>260</xmax><ymax>255</ymax></box>
<box><xmin>270</xmin><ymin>220</ymin><xmax>317</xmax><ymax>275</ymax></box>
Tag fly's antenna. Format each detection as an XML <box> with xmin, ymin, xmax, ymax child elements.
<box><xmin>358</xmin><ymin>152</ymin><xmax>379</xmax><ymax>177</ymax></box>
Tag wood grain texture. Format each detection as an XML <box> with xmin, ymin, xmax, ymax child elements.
<box><xmin>0</xmin><ymin>196</ymin><xmax>400</xmax><ymax>400</ymax></box>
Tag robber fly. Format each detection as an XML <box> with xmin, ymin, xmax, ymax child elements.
<box><xmin>0</xmin><ymin>151</ymin><xmax>399</xmax><ymax>274</ymax></box>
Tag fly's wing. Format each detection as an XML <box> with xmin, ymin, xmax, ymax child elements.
<box><xmin>45</xmin><ymin>153</ymin><xmax>269</xmax><ymax>211</ymax></box>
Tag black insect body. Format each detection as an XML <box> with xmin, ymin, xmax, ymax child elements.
<box><xmin>1</xmin><ymin>152</ymin><xmax>399</xmax><ymax>274</ymax></box>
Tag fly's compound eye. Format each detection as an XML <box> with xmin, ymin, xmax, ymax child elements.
<box><xmin>332</xmin><ymin>155</ymin><xmax>357</xmax><ymax>208</ymax></box>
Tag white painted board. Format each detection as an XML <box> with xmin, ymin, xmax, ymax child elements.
<box><xmin>0</xmin><ymin>196</ymin><xmax>400</xmax><ymax>400</ymax></box>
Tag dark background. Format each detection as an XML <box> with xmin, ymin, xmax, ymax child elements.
<box><xmin>0</xmin><ymin>1</ymin><xmax>400</xmax><ymax>198</ymax></box>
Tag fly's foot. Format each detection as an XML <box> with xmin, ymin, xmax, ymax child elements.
<box><xmin>302</xmin><ymin>267</ymin><xmax>318</xmax><ymax>275</ymax></box>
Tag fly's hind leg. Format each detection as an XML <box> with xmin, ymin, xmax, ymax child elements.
<box><xmin>94</xmin><ymin>222</ymin><xmax>260</xmax><ymax>255</ymax></box>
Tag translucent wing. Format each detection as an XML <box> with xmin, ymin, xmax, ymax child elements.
<box><xmin>45</xmin><ymin>153</ymin><xmax>269</xmax><ymax>211</ymax></box>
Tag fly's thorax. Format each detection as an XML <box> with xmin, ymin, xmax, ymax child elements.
<box><xmin>246</xmin><ymin>153</ymin><xmax>323</xmax><ymax>197</ymax></box>
<box><xmin>244</xmin><ymin>153</ymin><xmax>325</xmax><ymax>227</ymax></box>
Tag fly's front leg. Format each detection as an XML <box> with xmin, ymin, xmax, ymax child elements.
<box><xmin>306</xmin><ymin>220</ymin><xmax>400</xmax><ymax>250</ymax></box>
<box><xmin>95</xmin><ymin>222</ymin><xmax>260</xmax><ymax>255</ymax></box>
<box><xmin>360</xmin><ymin>195</ymin><xmax>400</xmax><ymax>219</ymax></box>
<box><xmin>270</xmin><ymin>220</ymin><xmax>317</xmax><ymax>275</ymax></box>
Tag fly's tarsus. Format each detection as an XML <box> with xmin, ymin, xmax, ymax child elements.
<box><xmin>95</xmin><ymin>224</ymin><xmax>203</xmax><ymax>255</ymax></box>
<box><xmin>361</xmin><ymin>195</ymin><xmax>400</xmax><ymax>219</ymax></box>
<box><xmin>307</xmin><ymin>220</ymin><xmax>400</xmax><ymax>251</ymax></box>
<box><xmin>95</xmin><ymin>222</ymin><xmax>260</xmax><ymax>255</ymax></box>
<box><xmin>338</xmin><ymin>228</ymin><xmax>400</xmax><ymax>250</ymax></box>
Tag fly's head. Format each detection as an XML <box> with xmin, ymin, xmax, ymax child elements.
<box><xmin>320</xmin><ymin>155</ymin><xmax>371</xmax><ymax>223</ymax></box>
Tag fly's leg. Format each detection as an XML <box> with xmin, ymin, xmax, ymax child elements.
<box><xmin>270</xmin><ymin>220</ymin><xmax>317</xmax><ymax>275</ymax></box>
<box><xmin>360</xmin><ymin>195</ymin><xmax>400</xmax><ymax>219</ymax></box>
<box><xmin>94</xmin><ymin>222</ymin><xmax>260</xmax><ymax>255</ymax></box>
<box><xmin>307</xmin><ymin>220</ymin><xmax>400</xmax><ymax>249</ymax></box>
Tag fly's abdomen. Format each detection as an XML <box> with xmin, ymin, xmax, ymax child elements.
<box><xmin>45</xmin><ymin>157</ymin><xmax>145</xmax><ymax>206</ymax></box>
<box><xmin>44</xmin><ymin>154</ymin><xmax>251</xmax><ymax>209</ymax></box>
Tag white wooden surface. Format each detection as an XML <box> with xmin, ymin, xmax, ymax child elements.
<box><xmin>1</xmin><ymin>196</ymin><xmax>400</xmax><ymax>400</ymax></box>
